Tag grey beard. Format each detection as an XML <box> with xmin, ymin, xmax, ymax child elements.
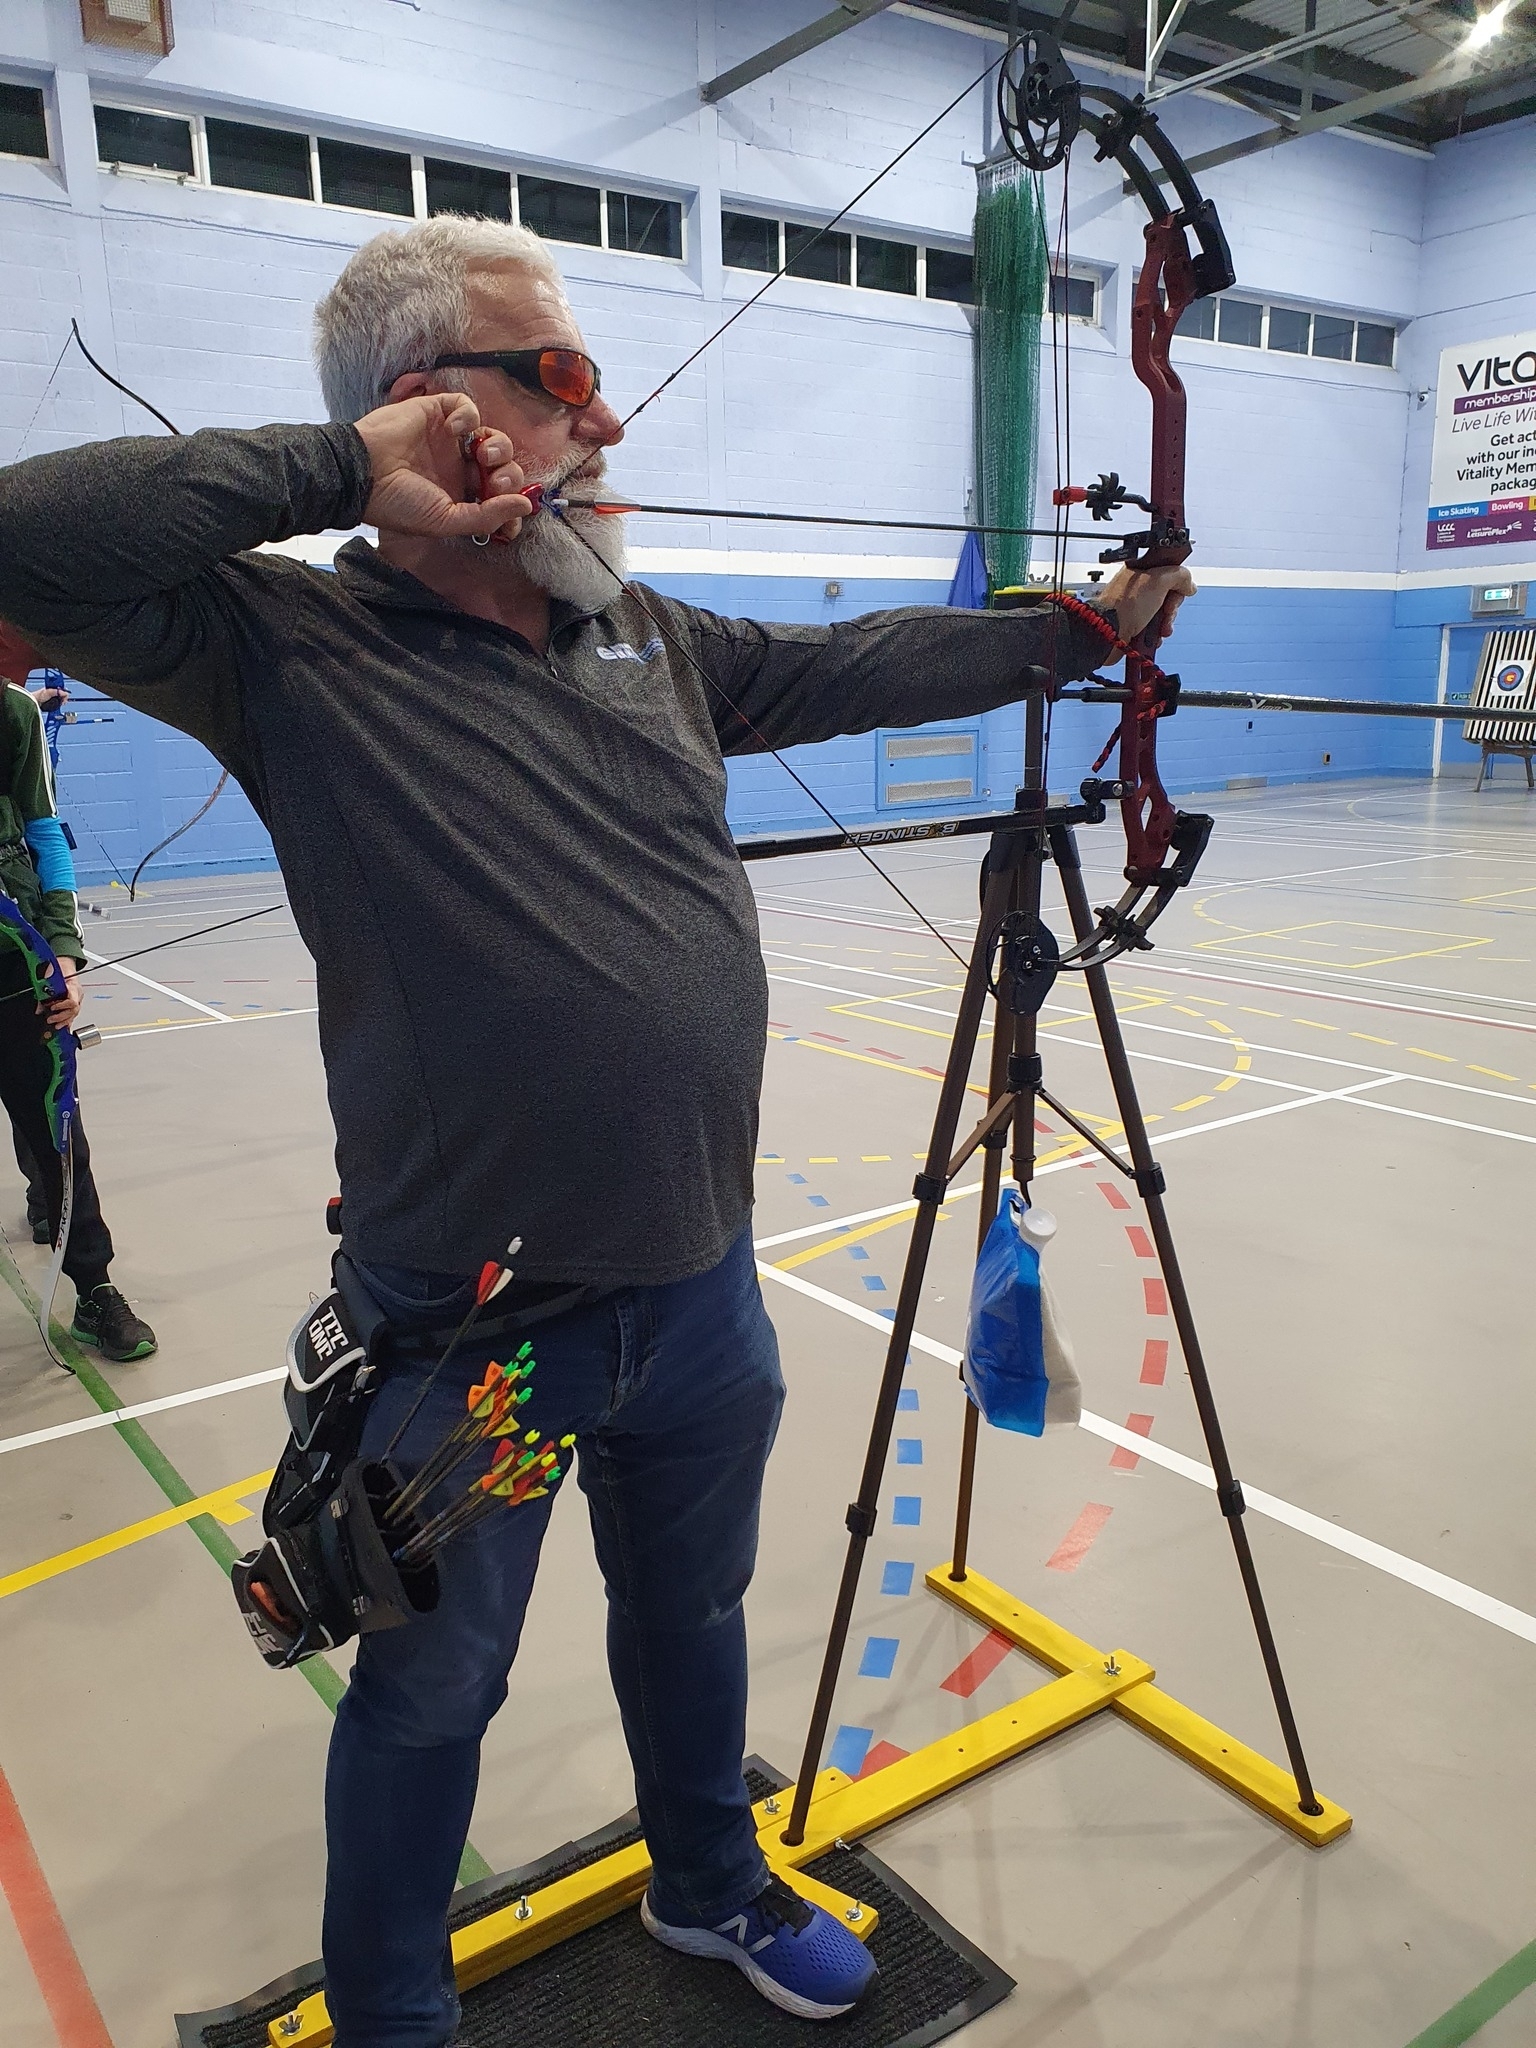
<box><xmin>503</xmin><ymin>504</ymin><xmax>628</xmax><ymax>609</ymax></box>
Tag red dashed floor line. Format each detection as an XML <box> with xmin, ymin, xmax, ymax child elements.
<box><xmin>808</xmin><ymin>1032</ymin><xmax>848</xmax><ymax>1043</ymax></box>
<box><xmin>1143</xmin><ymin>1278</ymin><xmax>1169</xmax><ymax>1316</ymax></box>
<box><xmin>1140</xmin><ymin>1338</ymin><xmax>1169</xmax><ymax>1386</ymax></box>
<box><xmin>1109</xmin><ymin>1413</ymin><xmax>1155</xmax><ymax>1471</ymax></box>
<box><xmin>865</xmin><ymin>1047</ymin><xmax>907</xmax><ymax>1059</ymax></box>
<box><xmin>855</xmin><ymin>1739</ymin><xmax>911</xmax><ymax>1779</ymax></box>
<box><xmin>938</xmin><ymin>1629</ymin><xmax>1015</xmax><ymax>1699</ymax></box>
<box><xmin>1046</xmin><ymin>1503</ymin><xmax>1114</xmax><ymax>1571</ymax></box>
<box><xmin>1096</xmin><ymin>1179</ymin><xmax>1131</xmax><ymax>1212</ymax></box>
<box><xmin>1125</xmin><ymin>1225</ymin><xmax>1156</xmax><ymax>1259</ymax></box>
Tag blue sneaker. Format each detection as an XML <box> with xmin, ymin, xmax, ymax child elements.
<box><xmin>641</xmin><ymin>1874</ymin><xmax>878</xmax><ymax>2020</ymax></box>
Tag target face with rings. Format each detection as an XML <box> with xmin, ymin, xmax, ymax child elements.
<box><xmin>1494</xmin><ymin>663</ymin><xmax>1526</xmax><ymax>692</ymax></box>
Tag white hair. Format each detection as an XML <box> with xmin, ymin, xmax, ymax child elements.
<box><xmin>313</xmin><ymin>216</ymin><xmax>568</xmax><ymax>423</ymax></box>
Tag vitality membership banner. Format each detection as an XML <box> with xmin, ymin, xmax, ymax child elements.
<box><xmin>1426</xmin><ymin>328</ymin><xmax>1536</xmax><ymax>551</ymax></box>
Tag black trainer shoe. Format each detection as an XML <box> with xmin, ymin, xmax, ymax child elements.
<box><xmin>71</xmin><ymin>1285</ymin><xmax>157</xmax><ymax>1362</ymax></box>
<box><xmin>31</xmin><ymin>1218</ymin><xmax>50</xmax><ymax>1244</ymax></box>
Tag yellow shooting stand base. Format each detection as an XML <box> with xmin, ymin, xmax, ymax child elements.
<box><xmin>927</xmin><ymin>1566</ymin><xmax>1352</xmax><ymax>1848</ymax></box>
<box><xmin>267</xmin><ymin>1567</ymin><xmax>1348</xmax><ymax>2044</ymax></box>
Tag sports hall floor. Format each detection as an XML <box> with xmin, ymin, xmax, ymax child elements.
<box><xmin>0</xmin><ymin>775</ymin><xmax>1532</xmax><ymax>2048</ymax></box>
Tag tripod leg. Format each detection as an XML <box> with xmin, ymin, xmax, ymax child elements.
<box><xmin>781</xmin><ymin>857</ymin><xmax>1014</xmax><ymax>1847</ymax></box>
<box><xmin>950</xmin><ymin>967</ymin><xmax>1015</xmax><ymax>1583</ymax></box>
<box><xmin>1048</xmin><ymin>823</ymin><xmax>1323</xmax><ymax>1818</ymax></box>
<box><xmin>953</xmin><ymin>806</ymin><xmax>1050</xmax><ymax>1577</ymax></box>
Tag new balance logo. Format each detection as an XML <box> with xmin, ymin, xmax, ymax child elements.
<box><xmin>715</xmin><ymin>1914</ymin><xmax>776</xmax><ymax>1954</ymax></box>
<box><xmin>597</xmin><ymin>638</ymin><xmax>664</xmax><ymax>663</ymax></box>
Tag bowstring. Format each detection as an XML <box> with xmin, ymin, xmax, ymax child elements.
<box><xmin>548</xmin><ymin>519</ymin><xmax>977</xmax><ymax>969</ymax></box>
<box><xmin>10</xmin><ymin>330</ymin><xmax>74</xmax><ymax>464</ymax></box>
<box><xmin>526</xmin><ymin>39</ymin><xmax>1054</xmax><ymax>971</ymax></box>
<box><xmin>615</xmin><ymin>50</ymin><xmax>1008</xmax><ymax>441</ymax></box>
<box><xmin>1041</xmin><ymin>145</ymin><xmax>1077</xmax><ymax>805</ymax></box>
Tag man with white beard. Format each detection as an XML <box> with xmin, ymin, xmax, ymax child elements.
<box><xmin>0</xmin><ymin>218</ymin><xmax>1192</xmax><ymax>2042</ymax></box>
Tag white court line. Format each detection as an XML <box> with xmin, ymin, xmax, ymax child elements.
<box><xmin>753</xmin><ymin>1078</ymin><xmax>1393</xmax><ymax>1253</ymax></box>
<box><xmin>768</xmin><ymin>973</ymin><xmax>967</xmax><ymax>1022</ymax></box>
<box><xmin>95</xmin><ymin>1006</ymin><xmax>319</xmax><ymax>1042</ymax></box>
<box><xmin>1195</xmin><ymin>852</ymin><xmax>1461</xmax><ymax>892</ymax></box>
<box><xmin>83</xmin><ymin>948</ymin><xmax>230</xmax><ymax>1022</ymax></box>
<box><xmin>0</xmin><ymin>1367</ymin><xmax>287</xmax><ymax>1458</ymax></box>
<box><xmin>763</xmin><ymin>949</ymin><xmax>952</xmax><ymax>986</ymax></box>
<box><xmin>1343</xmin><ymin>1096</ymin><xmax>1536</xmax><ymax>1146</ymax></box>
<box><xmin>772</xmin><ymin>967</ymin><xmax>1536</xmax><ymax>1115</ymax></box>
<box><xmin>1114</xmin><ymin>1016</ymin><xmax>1536</xmax><ymax>1112</ymax></box>
<box><xmin>754</xmin><ymin>1182</ymin><xmax>987</xmax><ymax>1250</ymax></box>
<box><xmin>757</xmin><ymin>1263</ymin><xmax>1536</xmax><ymax>1649</ymax></box>
<box><xmin>1145</xmin><ymin>952</ymin><xmax>1536</xmax><ymax>1029</ymax></box>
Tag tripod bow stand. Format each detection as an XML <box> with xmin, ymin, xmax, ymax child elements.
<box><xmin>778</xmin><ymin>722</ymin><xmax>1349</xmax><ymax>1855</ymax></box>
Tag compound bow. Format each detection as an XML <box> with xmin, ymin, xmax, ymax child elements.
<box><xmin>996</xmin><ymin>31</ymin><xmax>1235</xmax><ymax>967</ymax></box>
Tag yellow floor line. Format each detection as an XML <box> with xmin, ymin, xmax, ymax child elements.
<box><xmin>0</xmin><ymin>1469</ymin><xmax>273</xmax><ymax>1601</ymax></box>
<box><xmin>767</xmin><ymin>1029</ymin><xmax>990</xmax><ymax>1096</ymax></box>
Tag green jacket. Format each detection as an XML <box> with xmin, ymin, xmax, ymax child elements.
<box><xmin>0</xmin><ymin>684</ymin><xmax>84</xmax><ymax>965</ymax></box>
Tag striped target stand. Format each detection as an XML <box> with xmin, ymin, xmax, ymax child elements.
<box><xmin>1467</xmin><ymin>629</ymin><xmax>1536</xmax><ymax>789</ymax></box>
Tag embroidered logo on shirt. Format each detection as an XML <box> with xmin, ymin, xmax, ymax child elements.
<box><xmin>596</xmin><ymin>638</ymin><xmax>665</xmax><ymax>664</ymax></box>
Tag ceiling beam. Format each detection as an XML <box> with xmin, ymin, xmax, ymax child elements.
<box><xmin>1171</xmin><ymin>36</ymin><xmax>1533</xmax><ymax>173</ymax></box>
<box><xmin>1166</xmin><ymin>0</ymin><xmax>1436</xmax><ymax>101</ymax></box>
<box><xmin>1145</xmin><ymin>0</ymin><xmax>1434</xmax><ymax>104</ymax></box>
<box><xmin>700</xmin><ymin>0</ymin><xmax>901</xmax><ymax>104</ymax></box>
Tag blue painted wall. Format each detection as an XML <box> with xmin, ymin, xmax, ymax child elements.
<box><xmin>0</xmin><ymin>2</ymin><xmax>1531</xmax><ymax>874</ymax></box>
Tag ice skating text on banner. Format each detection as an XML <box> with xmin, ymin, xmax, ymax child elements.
<box><xmin>1427</xmin><ymin>328</ymin><xmax>1536</xmax><ymax>551</ymax></box>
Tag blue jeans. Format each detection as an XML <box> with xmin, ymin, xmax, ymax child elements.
<box><xmin>321</xmin><ymin>1227</ymin><xmax>784</xmax><ymax>2048</ymax></box>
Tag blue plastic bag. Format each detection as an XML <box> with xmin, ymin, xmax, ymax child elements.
<box><xmin>963</xmin><ymin>1189</ymin><xmax>1050</xmax><ymax>1435</ymax></box>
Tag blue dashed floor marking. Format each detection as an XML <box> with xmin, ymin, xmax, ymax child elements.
<box><xmin>847</xmin><ymin>1245</ymin><xmax>870</xmax><ymax>1261</ymax></box>
<box><xmin>786</xmin><ymin>1173</ymin><xmax>807</xmax><ymax>1184</ymax></box>
<box><xmin>892</xmin><ymin>1495</ymin><xmax>922</xmax><ymax>1526</ymax></box>
<box><xmin>897</xmin><ymin>1388</ymin><xmax>919</xmax><ymax>1410</ymax></box>
<box><xmin>808</xmin><ymin>1194</ymin><xmax>829</xmax><ymax>1207</ymax></box>
<box><xmin>828</xmin><ymin>1725</ymin><xmax>874</xmax><ymax>1777</ymax></box>
<box><xmin>895</xmin><ymin>1438</ymin><xmax>923</xmax><ymax>1465</ymax></box>
<box><xmin>862</xmin><ymin>1274</ymin><xmax>887</xmax><ymax>1292</ymax></box>
<box><xmin>880</xmin><ymin>1560</ymin><xmax>915</xmax><ymax>1596</ymax></box>
<box><xmin>858</xmin><ymin>1637</ymin><xmax>900</xmax><ymax>1680</ymax></box>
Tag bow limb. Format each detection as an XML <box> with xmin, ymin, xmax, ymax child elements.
<box><xmin>61</xmin><ymin>326</ymin><xmax>231</xmax><ymax>889</ymax></box>
<box><xmin>1003</xmin><ymin>39</ymin><xmax>1232</xmax><ymax>965</ymax></box>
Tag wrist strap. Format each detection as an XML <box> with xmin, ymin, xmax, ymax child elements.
<box><xmin>1048</xmin><ymin>590</ymin><xmax>1136</xmax><ymax>662</ymax></box>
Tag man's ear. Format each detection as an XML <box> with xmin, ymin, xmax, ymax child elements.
<box><xmin>384</xmin><ymin>369</ymin><xmax>434</xmax><ymax>404</ymax></box>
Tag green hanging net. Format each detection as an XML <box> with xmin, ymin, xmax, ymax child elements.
<box><xmin>973</xmin><ymin>158</ymin><xmax>1048</xmax><ymax>593</ymax></box>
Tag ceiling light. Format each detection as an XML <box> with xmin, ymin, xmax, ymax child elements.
<box><xmin>1466</xmin><ymin>0</ymin><xmax>1516</xmax><ymax>48</ymax></box>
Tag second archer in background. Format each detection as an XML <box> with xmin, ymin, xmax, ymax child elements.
<box><xmin>0</xmin><ymin>621</ymin><xmax>156</xmax><ymax>1366</ymax></box>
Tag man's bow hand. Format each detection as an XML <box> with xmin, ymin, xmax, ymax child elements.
<box><xmin>1091</xmin><ymin>564</ymin><xmax>1197</xmax><ymax>647</ymax></box>
<box><xmin>355</xmin><ymin>394</ymin><xmax>532</xmax><ymax>543</ymax></box>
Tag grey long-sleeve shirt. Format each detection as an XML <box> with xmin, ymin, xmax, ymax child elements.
<box><xmin>0</xmin><ymin>422</ymin><xmax>1107</xmax><ymax>1283</ymax></box>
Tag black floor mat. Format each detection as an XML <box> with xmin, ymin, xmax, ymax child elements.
<box><xmin>177</xmin><ymin>1761</ymin><xmax>1013</xmax><ymax>2048</ymax></box>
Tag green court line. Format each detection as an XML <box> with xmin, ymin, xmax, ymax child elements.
<box><xmin>0</xmin><ymin>1255</ymin><xmax>494</xmax><ymax>1887</ymax></box>
<box><xmin>1405</xmin><ymin>1940</ymin><xmax>1536</xmax><ymax>2047</ymax></box>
